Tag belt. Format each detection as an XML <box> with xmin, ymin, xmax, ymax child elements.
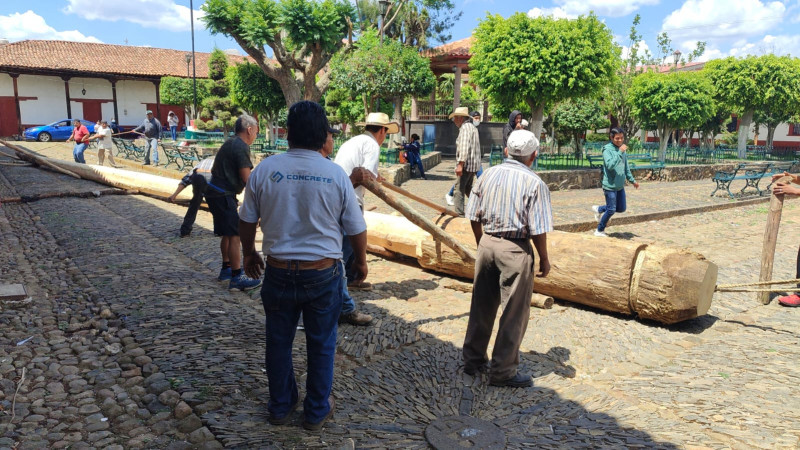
<box><xmin>266</xmin><ymin>256</ymin><xmax>336</xmax><ymax>270</ymax></box>
<box><xmin>487</xmin><ymin>234</ymin><xmax>529</xmax><ymax>241</ymax></box>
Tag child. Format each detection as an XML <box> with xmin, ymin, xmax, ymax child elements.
<box><xmin>403</xmin><ymin>134</ymin><xmax>426</xmax><ymax>179</ymax></box>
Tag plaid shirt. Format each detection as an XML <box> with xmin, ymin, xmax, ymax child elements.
<box><xmin>455</xmin><ymin>121</ymin><xmax>481</xmax><ymax>172</ymax></box>
<box><xmin>465</xmin><ymin>159</ymin><xmax>553</xmax><ymax>239</ymax></box>
<box><xmin>179</xmin><ymin>157</ymin><xmax>215</xmax><ymax>186</ymax></box>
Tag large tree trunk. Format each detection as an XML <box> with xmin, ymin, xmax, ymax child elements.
<box><xmin>393</xmin><ymin>96</ymin><xmax>403</xmax><ymax>124</ymax></box>
<box><xmin>766</xmin><ymin>124</ymin><xmax>776</xmax><ymax>149</ymax></box>
<box><xmin>737</xmin><ymin>109</ymin><xmax>753</xmax><ymax>158</ymax></box>
<box><xmin>361</xmin><ymin>212</ymin><xmax>717</xmax><ymax>325</ymax></box>
<box><xmin>525</xmin><ymin>101</ymin><xmax>546</xmax><ymax>140</ymax></box>
<box><xmin>657</xmin><ymin>126</ymin><xmax>672</xmax><ymax>162</ymax></box>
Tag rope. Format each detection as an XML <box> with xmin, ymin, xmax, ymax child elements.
<box><xmin>715</xmin><ymin>278</ymin><xmax>800</xmax><ymax>293</ymax></box>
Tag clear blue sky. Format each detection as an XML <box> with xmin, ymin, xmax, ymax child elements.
<box><xmin>1</xmin><ymin>0</ymin><xmax>798</xmax><ymax>62</ymax></box>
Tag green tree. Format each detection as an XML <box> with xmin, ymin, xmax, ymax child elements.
<box><xmin>159</xmin><ymin>77</ymin><xmax>212</xmax><ymax>120</ymax></box>
<box><xmin>200</xmin><ymin>49</ymin><xmax>240</xmax><ymax>135</ymax></box>
<box><xmin>705</xmin><ymin>54</ymin><xmax>800</xmax><ymax>157</ymax></box>
<box><xmin>354</xmin><ymin>0</ymin><xmax>461</xmax><ymax>49</ymax></box>
<box><xmin>628</xmin><ymin>71</ymin><xmax>715</xmax><ymax>161</ymax></box>
<box><xmin>330</xmin><ymin>30</ymin><xmax>435</xmax><ymax>120</ymax></box>
<box><xmin>325</xmin><ymin>86</ymin><xmax>364</xmax><ymax>133</ymax></box>
<box><xmin>552</xmin><ymin>98</ymin><xmax>608</xmax><ymax>156</ymax></box>
<box><xmin>202</xmin><ymin>0</ymin><xmax>356</xmax><ymax>107</ymax></box>
<box><xmin>470</xmin><ymin>13</ymin><xmax>618</xmax><ymax>138</ymax></box>
<box><xmin>227</xmin><ymin>62</ymin><xmax>285</xmax><ymax>140</ymax></box>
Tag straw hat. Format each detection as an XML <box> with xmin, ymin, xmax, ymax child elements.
<box><xmin>448</xmin><ymin>106</ymin><xmax>471</xmax><ymax>119</ymax></box>
<box><xmin>359</xmin><ymin>112</ymin><xmax>399</xmax><ymax>134</ymax></box>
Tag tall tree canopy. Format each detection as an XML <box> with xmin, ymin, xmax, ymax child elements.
<box><xmin>227</xmin><ymin>62</ymin><xmax>285</xmax><ymax>119</ymax></box>
<box><xmin>160</xmin><ymin>77</ymin><xmax>212</xmax><ymax>120</ymax></box>
<box><xmin>629</xmin><ymin>71</ymin><xmax>715</xmax><ymax>161</ymax></box>
<box><xmin>470</xmin><ymin>12</ymin><xmax>618</xmax><ymax>138</ymax></box>
<box><xmin>552</xmin><ymin>98</ymin><xmax>608</xmax><ymax>156</ymax></box>
<box><xmin>202</xmin><ymin>0</ymin><xmax>356</xmax><ymax>107</ymax></box>
<box><xmin>705</xmin><ymin>54</ymin><xmax>800</xmax><ymax>157</ymax></box>
<box><xmin>198</xmin><ymin>49</ymin><xmax>240</xmax><ymax>134</ymax></box>
<box><xmin>330</xmin><ymin>30</ymin><xmax>435</xmax><ymax>119</ymax></box>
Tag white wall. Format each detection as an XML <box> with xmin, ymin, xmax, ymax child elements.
<box><xmin>17</xmin><ymin>75</ymin><xmax>69</xmax><ymax>125</ymax></box>
<box><xmin>0</xmin><ymin>73</ymin><xmax>13</xmax><ymax>96</ymax></box>
<box><xmin>68</xmin><ymin>77</ymin><xmax>112</xmax><ymax>99</ymax></box>
<box><xmin>116</xmin><ymin>80</ymin><xmax>157</xmax><ymax>127</ymax></box>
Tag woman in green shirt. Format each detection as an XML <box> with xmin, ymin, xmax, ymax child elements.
<box><xmin>591</xmin><ymin>128</ymin><xmax>639</xmax><ymax>237</ymax></box>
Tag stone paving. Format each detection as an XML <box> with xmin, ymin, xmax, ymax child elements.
<box><xmin>0</xmin><ymin>144</ymin><xmax>799</xmax><ymax>449</ymax></box>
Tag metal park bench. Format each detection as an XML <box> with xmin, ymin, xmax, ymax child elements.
<box><xmin>626</xmin><ymin>153</ymin><xmax>666</xmax><ymax>179</ymax></box>
<box><xmin>765</xmin><ymin>160</ymin><xmax>800</xmax><ymax>191</ymax></box>
<box><xmin>160</xmin><ymin>143</ymin><xmax>184</xmax><ymax>169</ymax></box>
<box><xmin>586</xmin><ymin>154</ymin><xmax>604</xmax><ymax>169</ymax></box>
<box><xmin>711</xmin><ymin>162</ymin><xmax>773</xmax><ymax>198</ymax></box>
<box><xmin>489</xmin><ymin>145</ymin><xmax>504</xmax><ymax>166</ymax></box>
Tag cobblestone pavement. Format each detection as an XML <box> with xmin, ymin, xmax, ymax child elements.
<box><xmin>1</xmin><ymin>146</ymin><xmax>799</xmax><ymax>449</ymax></box>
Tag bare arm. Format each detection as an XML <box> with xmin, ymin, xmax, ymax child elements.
<box><xmin>348</xmin><ymin>231</ymin><xmax>368</xmax><ymax>283</ymax></box>
<box><xmin>470</xmin><ymin>220</ymin><xmax>483</xmax><ymax>246</ymax></box>
<box><xmin>168</xmin><ymin>184</ymin><xmax>187</xmax><ymax>202</ymax></box>
<box><xmin>531</xmin><ymin>233</ymin><xmax>550</xmax><ymax>277</ymax></box>
<box><xmin>239</xmin><ymin>167</ymin><xmax>252</xmax><ymax>185</ymax></box>
<box><xmin>240</xmin><ymin>220</ymin><xmax>264</xmax><ymax>279</ymax></box>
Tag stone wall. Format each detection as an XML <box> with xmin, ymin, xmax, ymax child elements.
<box><xmin>538</xmin><ymin>163</ymin><xmax>738</xmax><ymax>191</ymax></box>
<box><xmin>380</xmin><ymin>151</ymin><xmax>442</xmax><ymax>185</ymax></box>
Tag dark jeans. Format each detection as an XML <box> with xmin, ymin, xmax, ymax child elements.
<box><xmin>261</xmin><ymin>261</ymin><xmax>344</xmax><ymax>423</ymax></box>
<box><xmin>597</xmin><ymin>188</ymin><xmax>627</xmax><ymax>232</ymax></box>
<box><xmin>454</xmin><ymin>171</ymin><xmax>476</xmax><ymax>216</ymax></box>
<box><xmin>180</xmin><ymin>175</ymin><xmax>207</xmax><ymax>236</ymax></box>
<box><xmin>340</xmin><ymin>234</ymin><xmax>357</xmax><ymax>314</ymax></box>
<box><xmin>407</xmin><ymin>152</ymin><xmax>425</xmax><ymax>178</ymax></box>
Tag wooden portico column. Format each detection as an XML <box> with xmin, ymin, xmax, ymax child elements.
<box><xmin>410</xmin><ymin>96</ymin><xmax>419</xmax><ymax>120</ymax></box>
<box><xmin>452</xmin><ymin>65</ymin><xmax>462</xmax><ymax>110</ymax></box>
<box><xmin>10</xmin><ymin>73</ymin><xmax>22</xmax><ymax>135</ymax></box>
<box><xmin>62</xmin><ymin>76</ymin><xmax>72</xmax><ymax>118</ymax></box>
<box><xmin>110</xmin><ymin>78</ymin><xmax>120</xmax><ymax>125</ymax></box>
<box><xmin>153</xmin><ymin>80</ymin><xmax>161</xmax><ymax>119</ymax></box>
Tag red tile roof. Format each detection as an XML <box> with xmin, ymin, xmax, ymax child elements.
<box><xmin>426</xmin><ymin>36</ymin><xmax>474</xmax><ymax>58</ymax></box>
<box><xmin>0</xmin><ymin>40</ymin><xmax>251</xmax><ymax>79</ymax></box>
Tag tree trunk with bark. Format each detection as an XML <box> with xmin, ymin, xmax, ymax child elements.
<box><xmin>526</xmin><ymin>101</ymin><xmax>546</xmax><ymax>140</ymax></box>
<box><xmin>737</xmin><ymin>109</ymin><xmax>753</xmax><ymax>158</ymax></box>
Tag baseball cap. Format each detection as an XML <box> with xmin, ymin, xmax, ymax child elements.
<box><xmin>327</xmin><ymin>126</ymin><xmax>341</xmax><ymax>135</ymax></box>
<box><xmin>146</xmin><ymin>110</ymin><xmax>153</xmax><ymax>114</ymax></box>
<box><xmin>506</xmin><ymin>130</ymin><xmax>539</xmax><ymax>157</ymax></box>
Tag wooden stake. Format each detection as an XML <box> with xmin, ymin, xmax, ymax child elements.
<box><xmin>531</xmin><ymin>293</ymin><xmax>554</xmax><ymax>309</ymax></box>
<box><xmin>758</xmin><ymin>175</ymin><xmax>793</xmax><ymax>304</ymax></box>
<box><xmin>379</xmin><ymin>179</ymin><xmax>459</xmax><ymax>217</ymax></box>
<box><xmin>362</xmin><ymin>179</ymin><xmax>476</xmax><ymax>264</ymax></box>
<box><xmin>0</xmin><ymin>140</ymin><xmax>81</xmax><ymax>179</ymax></box>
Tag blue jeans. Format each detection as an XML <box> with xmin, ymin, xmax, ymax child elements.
<box><xmin>170</xmin><ymin>126</ymin><xmax>177</xmax><ymax>140</ymax></box>
<box><xmin>340</xmin><ymin>235</ymin><xmax>357</xmax><ymax>314</ymax></box>
<box><xmin>73</xmin><ymin>143</ymin><xmax>87</xmax><ymax>164</ymax></box>
<box><xmin>261</xmin><ymin>261</ymin><xmax>343</xmax><ymax>423</ymax></box>
<box><xmin>597</xmin><ymin>188</ymin><xmax>626</xmax><ymax>232</ymax></box>
<box><xmin>407</xmin><ymin>152</ymin><xmax>425</xmax><ymax>178</ymax></box>
<box><xmin>449</xmin><ymin>165</ymin><xmax>483</xmax><ymax>196</ymax></box>
<box><xmin>144</xmin><ymin>138</ymin><xmax>159</xmax><ymax>165</ymax></box>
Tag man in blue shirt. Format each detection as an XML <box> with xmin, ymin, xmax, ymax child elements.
<box><xmin>239</xmin><ymin>101</ymin><xmax>368</xmax><ymax>431</ymax></box>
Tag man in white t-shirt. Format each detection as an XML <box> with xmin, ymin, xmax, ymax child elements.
<box><xmin>87</xmin><ymin>119</ymin><xmax>118</xmax><ymax>167</ymax></box>
<box><xmin>332</xmin><ymin>112</ymin><xmax>398</xmax><ymax>325</ymax></box>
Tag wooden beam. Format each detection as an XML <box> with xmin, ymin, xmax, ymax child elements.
<box><xmin>758</xmin><ymin>175</ymin><xmax>793</xmax><ymax>304</ymax></box>
<box><xmin>1</xmin><ymin>140</ymin><xmax>82</xmax><ymax>179</ymax></box>
<box><xmin>62</xmin><ymin>76</ymin><xmax>72</xmax><ymax>118</ymax></box>
<box><xmin>379</xmin><ymin>179</ymin><xmax>458</xmax><ymax>217</ymax></box>
<box><xmin>10</xmin><ymin>74</ymin><xmax>21</xmax><ymax>136</ymax></box>
<box><xmin>110</xmin><ymin>79</ymin><xmax>119</xmax><ymax>125</ymax></box>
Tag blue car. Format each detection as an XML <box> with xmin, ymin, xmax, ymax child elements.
<box><xmin>24</xmin><ymin>119</ymin><xmax>97</xmax><ymax>142</ymax></box>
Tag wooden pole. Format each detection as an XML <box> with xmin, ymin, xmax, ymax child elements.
<box><xmin>758</xmin><ymin>175</ymin><xmax>793</xmax><ymax>304</ymax></box>
<box><xmin>362</xmin><ymin>179</ymin><xmax>476</xmax><ymax>264</ymax></box>
<box><xmin>0</xmin><ymin>140</ymin><xmax>82</xmax><ymax>179</ymax></box>
<box><xmin>531</xmin><ymin>293</ymin><xmax>554</xmax><ymax>309</ymax></box>
<box><xmin>379</xmin><ymin>179</ymin><xmax>459</xmax><ymax>217</ymax></box>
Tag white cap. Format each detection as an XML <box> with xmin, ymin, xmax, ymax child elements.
<box><xmin>507</xmin><ymin>130</ymin><xmax>539</xmax><ymax>157</ymax></box>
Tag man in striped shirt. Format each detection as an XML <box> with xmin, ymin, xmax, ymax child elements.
<box><xmin>462</xmin><ymin>129</ymin><xmax>553</xmax><ymax>388</ymax></box>
<box><xmin>450</xmin><ymin>107</ymin><xmax>482</xmax><ymax>216</ymax></box>
<box><xmin>167</xmin><ymin>156</ymin><xmax>215</xmax><ymax>237</ymax></box>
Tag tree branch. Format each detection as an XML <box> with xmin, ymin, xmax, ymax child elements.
<box><xmin>382</xmin><ymin>0</ymin><xmax>407</xmax><ymax>33</ymax></box>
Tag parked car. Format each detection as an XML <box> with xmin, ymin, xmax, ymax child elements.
<box><xmin>23</xmin><ymin>119</ymin><xmax>96</xmax><ymax>142</ymax></box>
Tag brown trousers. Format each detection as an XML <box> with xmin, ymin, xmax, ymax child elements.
<box><xmin>453</xmin><ymin>171</ymin><xmax>476</xmax><ymax>216</ymax></box>
<box><xmin>462</xmin><ymin>235</ymin><xmax>533</xmax><ymax>381</ymax></box>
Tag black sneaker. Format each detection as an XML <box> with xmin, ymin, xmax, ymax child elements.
<box><xmin>489</xmin><ymin>373</ymin><xmax>532</xmax><ymax>388</ymax></box>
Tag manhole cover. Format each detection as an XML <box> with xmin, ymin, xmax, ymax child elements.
<box><xmin>425</xmin><ymin>415</ymin><xmax>506</xmax><ymax>449</ymax></box>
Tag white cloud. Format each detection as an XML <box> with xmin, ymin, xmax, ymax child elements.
<box><xmin>0</xmin><ymin>10</ymin><xmax>102</xmax><ymax>43</ymax></box>
<box><xmin>620</xmin><ymin>40</ymin><xmax>651</xmax><ymax>60</ymax></box>
<box><xmin>529</xmin><ymin>0</ymin><xmax>658</xmax><ymax>19</ymax></box>
<box><xmin>728</xmin><ymin>34</ymin><xmax>800</xmax><ymax>57</ymax></box>
<box><xmin>662</xmin><ymin>0</ymin><xmax>785</xmax><ymax>42</ymax></box>
<box><xmin>63</xmin><ymin>0</ymin><xmax>204</xmax><ymax>32</ymax></box>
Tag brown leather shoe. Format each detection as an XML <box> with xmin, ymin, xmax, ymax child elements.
<box><xmin>347</xmin><ymin>281</ymin><xmax>373</xmax><ymax>291</ymax></box>
<box><xmin>338</xmin><ymin>311</ymin><xmax>373</xmax><ymax>326</ymax></box>
<box><xmin>303</xmin><ymin>396</ymin><xmax>334</xmax><ymax>431</ymax></box>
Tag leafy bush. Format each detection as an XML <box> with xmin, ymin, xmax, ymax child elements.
<box><xmin>585</xmin><ymin>132</ymin><xmax>608</xmax><ymax>142</ymax></box>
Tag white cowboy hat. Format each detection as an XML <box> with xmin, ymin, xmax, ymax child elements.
<box><xmin>448</xmin><ymin>106</ymin><xmax>472</xmax><ymax>119</ymax></box>
<box><xmin>359</xmin><ymin>112</ymin><xmax>400</xmax><ymax>134</ymax></box>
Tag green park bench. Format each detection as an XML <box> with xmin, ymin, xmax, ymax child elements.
<box><xmin>765</xmin><ymin>160</ymin><xmax>800</xmax><ymax>191</ymax></box>
<box><xmin>160</xmin><ymin>143</ymin><xmax>184</xmax><ymax>169</ymax></box>
<box><xmin>626</xmin><ymin>153</ymin><xmax>666</xmax><ymax>179</ymax></box>
<box><xmin>489</xmin><ymin>145</ymin><xmax>504</xmax><ymax>166</ymax></box>
<box><xmin>120</xmin><ymin>139</ymin><xmax>146</xmax><ymax>161</ymax></box>
<box><xmin>711</xmin><ymin>162</ymin><xmax>773</xmax><ymax>198</ymax></box>
<box><xmin>586</xmin><ymin>154</ymin><xmax>604</xmax><ymax>169</ymax></box>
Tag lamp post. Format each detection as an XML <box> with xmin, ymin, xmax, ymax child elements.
<box><xmin>379</xmin><ymin>0</ymin><xmax>391</xmax><ymax>44</ymax></box>
<box><xmin>189</xmin><ymin>0</ymin><xmax>198</xmax><ymax>120</ymax></box>
<box><xmin>184</xmin><ymin>53</ymin><xmax>192</xmax><ymax>77</ymax></box>
<box><xmin>672</xmin><ymin>49</ymin><xmax>682</xmax><ymax>70</ymax></box>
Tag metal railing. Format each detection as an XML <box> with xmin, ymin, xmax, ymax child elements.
<box><xmin>415</xmin><ymin>99</ymin><xmax>485</xmax><ymax>120</ymax></box>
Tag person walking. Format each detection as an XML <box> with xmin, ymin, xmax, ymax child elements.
<box><xmin>450</xmin><ymin>106</ymin><xmax>481</xmax><ymax>216</ymax></box>
<box><xmin>205</xmin><ymin>114</ymin><xmax>262</xmax><ymax>291</ymax></box>
<box><xmin>167</xmin><ymin>111</ymin><xmax>179</xmax><ymax>140</ymax></box>
<box><xmin>591</xmin><ymin>127</ymin><xmax>639</xmax><ymax>237</ymax></box>
<box><xmin>462</xmin><ymin>129</ymin><xmax>552</xmax><ymax>388</ymax></box>
<box><xmin>86</xmin><ymin>119</ymin><xmax>119</xmax><ymax>167</ymax></box>
<box><xmin>132</xmin><ymin>110</ymin><xmax>162</xmax><ymax>166</ymax></box>
<box><xmin>167</xmin><ymin>156</ymin><xmax>215</xmax><ymax>237</ymax></box>
<box><xmin>66</xmin><ymin>119</ymin><xmax>90</xmax><ymax>164</ymax></box>
<box><xmin>446</xmin><ymin>111</ymin><xmax>483</xmax><ymax>206</ymax></box>
<box><xmin>403</xmin><ymin>133</ymin><xmax>426</xmax><ymax>180</ymax></box>
<box><xmin>239</xmin><ymin>100</ymin><xmax>368</xmax><ymax>431</ymax></box>
<box><xmin>772</xmin><ymin>172</ymin><xmax>800</xmax><ymax>307</ymax></box>
<box><xmin>333</xmin><ymin>112</ymin><xmax>399</xmax><ymax>326</ymax></box>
